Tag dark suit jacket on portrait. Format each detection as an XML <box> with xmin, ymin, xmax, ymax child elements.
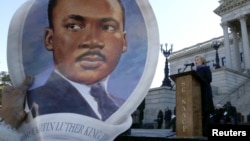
<box><xmin>27</xmin><ymin>71</ymin><xmax>125</xmax><ymax>119</ymax></box>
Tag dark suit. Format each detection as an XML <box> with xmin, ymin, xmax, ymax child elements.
<box><xmin>164</xmin><ymin>109</ymin><xmax>172</xmax><ymax>129</ymax></box>
<box><xmin>196</xmin><ymin>65</ymin><xmax>214</xmax><ymax>115</ymax></box>
<box><xmin>27</xmin><ymin>71</ymin><xmax>124</xmax><ymax>120</ymax></box>
<box><xmin>196</xmin><ymin>64</ymin><xmax>214</xmax><ymax>136</ymax></box>
<box><xmin>223</xmin><ymin>102</ymin><xmax>237</xmax><ymax>125</ymax></box>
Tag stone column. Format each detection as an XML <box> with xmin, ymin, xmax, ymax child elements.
<box><xmin>230</xmin><ymin>26</ymin><xmax>241</xmax><ymax>71</ymax></box>
<box><xmin>221</xmin><ymin>22</ymin><xmax>232</xmax><ymax>68</ymax></box>
<box><xmin>239</xmin><ymin>16</ymin><xmax>250</xmax><ymax>72</ymax></box>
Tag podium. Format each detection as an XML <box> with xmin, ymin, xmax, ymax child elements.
<box><xmin>170</xmin><ymin>71</ymin><xmax>203</xmax><ymax>137</ymax></box>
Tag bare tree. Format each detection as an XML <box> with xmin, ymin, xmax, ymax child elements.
<box><xmin>0</xmin><ymin>71</ymin><xmax>11</xmax><ymax>106</ymax></box>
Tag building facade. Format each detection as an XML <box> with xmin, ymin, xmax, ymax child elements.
<box><xmin>169</xmin><ymin>0</ymin><xmax>250</xmax><ymax>123</ymax></box>
<box><xmin>143</xmin><ymin>0</ymin><xmax>250</xmax><ymax>126</ymax></box>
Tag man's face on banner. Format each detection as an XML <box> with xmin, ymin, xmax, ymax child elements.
<box><xmin>45</xmin><ymin>0</ymin><xmax>127</xmax><ymax>85</ymax></box>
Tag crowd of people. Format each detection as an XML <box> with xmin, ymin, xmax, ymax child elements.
<box><xmin>155</xmin><ymin>107</ymin><xmax>176</xmax><ymax>132</ymax></box>
<box><xmin>211</xmin><ymin>101</ymin><xmax>238</xmax><ymax>125</ymax></box>
<box><xmin>130</xmin><ymin>107</ymin><xmax>176</xmax><ymax>131</ymax></box>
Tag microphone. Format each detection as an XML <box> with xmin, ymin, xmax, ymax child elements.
<box><xmin>184</xmin><ymin>63</ymin><xmax>194</xmax><ymax>67</ymax></box>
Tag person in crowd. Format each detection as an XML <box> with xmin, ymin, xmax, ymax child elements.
<box><xmin>168</xmin><ymin>106</ymin><xmax>176</xmax><ymax>132</ymax></box>
<box><xmin>27</xmin><ymin>0</ymin><xmax>128</xmax><ymax>121</ymax></box>
<box><xmin>211</xmin><ymin>103</ymin><xmax>225</xmax><ymax>124</ymax></box>
<box><xmin>164</xmin><ymin>107</ymin><xmax>172</xmax><ymax>129</ymax></box>
<box><xmin>221</xmin><ymin>101</ymin><xmax>237</xmax><ymax>125</ymax></box>
<box><xmin>131</xmin><ymin>109</ymin><xmax>140</xmax><ymax>128</ymax></box>
<box><xmin>194</xmin><ymin>55</ymin><xmax>215</xmax><ymax>136</ymax></box>
<box><xmin>157</xmin><ymin>110</ymin><xmax>163</xmax><ymax>129</ymax></box>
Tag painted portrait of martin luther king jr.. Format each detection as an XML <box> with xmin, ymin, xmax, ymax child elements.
<box><xmin>8</xmin><ymin>0</ymin><xmax>159</xmax><ymax>127</ymax></box>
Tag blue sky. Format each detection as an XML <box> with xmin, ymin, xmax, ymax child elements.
<box><xmin>0</xmin><ymin>0</ymin><xmax>222</xmax><ymax>88</ymax></box>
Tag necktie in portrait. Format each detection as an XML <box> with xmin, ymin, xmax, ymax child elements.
<box><xmin>90</xmin><ymin>83</ymin><xmax>119</xmax><ymax>121</ymax></box>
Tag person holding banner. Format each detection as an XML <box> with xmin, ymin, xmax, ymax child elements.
<box><xmin>1</xmin><ymin>0</ymin><xmax>128</xmax><ymax>140</ymax></box>
<box><xmin>0</xmin><ymin>76</ymin><xmax>33</xmax><ymax>141</ymax></box>
<box><xmin>194</xmin><ymin>55</ymin><xmax>215</xmax><ymax>136</ymax></box>
<box><xmin>3</xmin><ymin>0</ymin><xmax>159</xmax><ymax>140</ymax></box>
<box><xmin>27</xmin><ymin>0</ymin><xmax>128</xmax><ymax>121</ymax></box>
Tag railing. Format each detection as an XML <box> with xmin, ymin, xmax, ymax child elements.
<box><xmin>217</xmin><ymin>78</ymin><xmax>250</xmax><ymax>105</ymax></box>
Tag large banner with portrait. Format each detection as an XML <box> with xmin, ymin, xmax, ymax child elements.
<box><xmin>7</xmin><ymin>0</ymin><xmax>159</xmax><ymax>140</ymax></box>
